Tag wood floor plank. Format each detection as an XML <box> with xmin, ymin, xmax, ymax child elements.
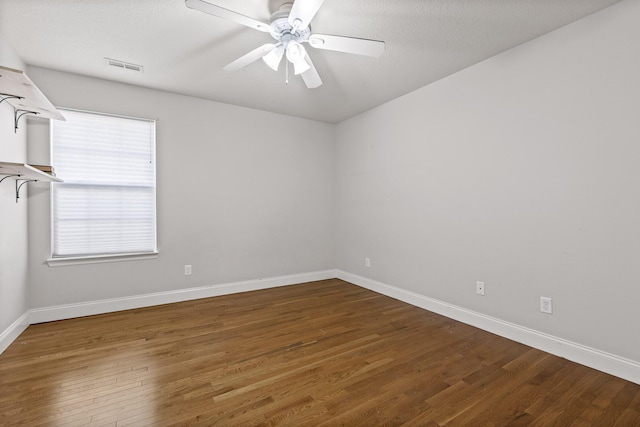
<box><xmin>1</xmin><ymin>279</ymin><xmax>638</xmax><ymax>426</ymax></box>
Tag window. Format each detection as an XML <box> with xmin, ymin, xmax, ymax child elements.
<box><xmin>51</xmin><ymin>109</ymin><xmax>156</xmax><ymax>259</ymax></box>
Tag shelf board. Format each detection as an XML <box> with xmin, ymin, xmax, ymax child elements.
<box><xmin>0</xmin><ymin>162</ymin><xmax>63</xmax><ymax>183</ymax></box>
<box><xmin>0</xmin><ymin>65</ymin><xmax>65</xmax><ymax>121</ymax></box>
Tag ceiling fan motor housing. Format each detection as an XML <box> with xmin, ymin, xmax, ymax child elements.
<box><xmin>269</xmin><ymin>3</ymin><xmax>311</xmax><ymax>48</ymax></box>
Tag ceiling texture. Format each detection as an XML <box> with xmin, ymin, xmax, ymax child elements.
<box><xmin>0</xmin><ymin>0</ymin><xmax>622</xmax><ymax>123</ymax></box>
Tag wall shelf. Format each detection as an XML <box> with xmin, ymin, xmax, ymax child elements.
<box><xmin>0</xmin><ymin>65</ymin><xmax>65</xmax><ymax>132</ymax></box>
<box><xmin>0</xmin><ymin>162</ymin><xmax>63</xmax><ymax>203</ymax></box>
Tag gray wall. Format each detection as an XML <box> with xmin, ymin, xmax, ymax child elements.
<box><xmin>335</xmin><ymin>0</ymin><xmax>640</xmax><ymax>362</ymax></box>
<box><xmin>2</xmin><ymin>0</ymin><xmax>638</xmax><ymax>372</ymax></box>
<box><xmin>27</xmin><ymin>68</ymin><xmax>335</xmax><ymax>308</ymax></box>
<box><xmin>0</xmin><ymin>39</ymin><xmax>29</xmax><ymax>335</ymax></box>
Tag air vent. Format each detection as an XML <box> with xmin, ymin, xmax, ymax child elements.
<box><xmin>104</xmin><ymin>58</ymin><xmax>144</xmax><ymax>73</ymax></box>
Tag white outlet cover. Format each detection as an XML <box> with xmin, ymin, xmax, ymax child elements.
<box><xmin>540</xmin><ymin>297</ymin><xmax>553</xmax><ymax>314</ymax></box>
<box><xmin>476</xmin><ymin>281</ymin><xmax>485</xmax><ymax>296</ymax></box>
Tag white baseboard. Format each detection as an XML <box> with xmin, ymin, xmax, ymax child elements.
<box><xmin>336</xmin><ymin>270</ymin><xmax>640</xmax><ymax>385</ymax></box>
<box><xmin>0</xmin><ymin>311</ymin><xmax>30</xmax><ymax>355</ymax></box>
<box><xmin>4</xmin><ymin>268</ymin><xmax>639</xmax><ymax>386</ymax></box>
<box><xmin>28</xmin><ymin>270</ymin><xmax>337</xmax><ymax>325</ymax></box>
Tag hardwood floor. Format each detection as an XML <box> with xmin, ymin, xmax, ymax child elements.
<box><xmin>1</xmin><ymin>279</ymin><xmax>638</xmax><ymax>426</ymax></box>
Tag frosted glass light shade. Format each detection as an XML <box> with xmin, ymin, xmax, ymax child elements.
<box><xmin>263</xmin><ymin>46</ymin><xmax>284</xmax><ymax>71</ymax></box>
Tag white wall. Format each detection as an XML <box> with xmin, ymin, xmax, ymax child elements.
<box><xmin>0</xmin><ymin>38</ymin><xmax>29</xmax><ymax>337</ymax></box>
<box><xmin>4</xmin><ymin>0</ymin><xmax>638</xmax><ymax>381</ymax></box>
<box><xmin>27</xmin><ymin>67</ymin><xmax>334</xmax><ymax>308</ymax></box>
<box><xmin>335</xmin><ymin>0</ymin><xmax>640</xmax><ymax>363</ymax></box>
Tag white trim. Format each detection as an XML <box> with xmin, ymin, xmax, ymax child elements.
<box><xmin>0</xmin><ymin>270</ymin><xmax>334</xmax><ymax>355</ymax></box>
<box><xmin>4</xmin><ymin>268</ymin><xmax>639</xmax><ymax>386</ymax></box>
<box><xmin>0</xmin><ymin>312</ymin><xmax>30</xmax><ymax>354</ymax></box>
<box><xmin>28</xmin><ymin>270</ymin><xmax>337</xmax><ymax>324</ymax></box>
<box><xmin>58</xmin><ymin>106</ymin><xmax>156</xmax><ymax>124</ymax></box>
<box><xmin>46</xmin><ymin>252</ymin><xmax>159</xmax><ymax>267</ymax></box>
<box><xmin>336</xmin><ymin>270</ymin><xmax>640</xmax><ymax>385</ymax></box>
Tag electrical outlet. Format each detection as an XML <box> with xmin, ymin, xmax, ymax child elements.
<box><xmin>476</xmin><ymin>281</ymin><xmax>485</xmax><ymax>296</ymax></box>
<box><xmin>540</xmin><ymin>297</ymin><xmax>552</xmax><ymax>314</ymax></box>
<box><xmin>365</xmin><ymin>257</ymin><xmax>371</xmax><ymax>268</ymax></box>
<box><xmin>184</xmin><ymin>264</ymin><xmax>192</xmax><ymax>276</ymax></box>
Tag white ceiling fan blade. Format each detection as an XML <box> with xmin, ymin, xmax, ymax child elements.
<box><xmin>185</xmin><ymin>0</ymin><xmax>272</xmax><ymax>33</ymax></box>
<box><xmin>288</xmin><ymin>0</ymin><xmax>325</xmax><ymax>30</ymax></box>
<box><xmin>223</xmin><ymin>44</ymin><xmax>277</xmax><ymax>72</ymax></box>
<box><xmin>300</xmin><ymin>55</ymin><xmax>322</xmax><ymax>89</ymax></box>
<box><xmin>308</xmin><ymin>34</ymin><xmax>385</xmax><ymax>57</ymax></box>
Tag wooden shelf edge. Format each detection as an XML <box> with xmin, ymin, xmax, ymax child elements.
<box><xmin>0</xmin><ymin>65</ymin><xmax>65</xmax><ymax>121</ymax></box>
<box><xmin>0</xmin><ymin>161</ymin><xmax>63</xmax><ymax>183</ymax></box>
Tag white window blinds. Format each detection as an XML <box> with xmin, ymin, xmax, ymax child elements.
<box><xmin>51</xmin><ymin>109</ymin><xmax>156</xmax><ymax>258</ymax></box>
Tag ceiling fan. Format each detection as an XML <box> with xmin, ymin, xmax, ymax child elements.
<box><xmin>185</xmin><ymin>0</ymin><xmax>385</xmax><ymax>89</ymax></box>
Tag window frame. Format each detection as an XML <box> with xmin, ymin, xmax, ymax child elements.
<box><xmin>47</xmin><ymin>108</ymin><xmax>158</xmax><ymax>266</ymax></box>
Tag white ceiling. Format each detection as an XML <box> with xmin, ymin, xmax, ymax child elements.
<box><xmin>0</xmin><ymin>0</ymin><xmax>622</xmax><ymax>123</ymax></box>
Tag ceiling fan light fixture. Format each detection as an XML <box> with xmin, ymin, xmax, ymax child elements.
<box><xmin>286</xmin><ymin>42</ymin><xmax>310</xmax><ymax>75</ymax></box>
<box><xmin>263</xmin><ymin>46</ymin><xmax>284</xmax><ymax>71</ymax></box>
<box><xmin>286</xmin><ymin>41</ymin><xmax>306</xmax><ymax>64</ymax></box>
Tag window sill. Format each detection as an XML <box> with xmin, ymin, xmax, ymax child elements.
<box><xmin>47</xmin><ymin>252</ymin><xmax>159</xmax><ymax>267</ymax></box>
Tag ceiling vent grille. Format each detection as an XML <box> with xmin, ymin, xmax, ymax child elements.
<box><xmin>104</xmin><ymin>58</ymin><xmax>144</xmax><ymax>73</ymax></box>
